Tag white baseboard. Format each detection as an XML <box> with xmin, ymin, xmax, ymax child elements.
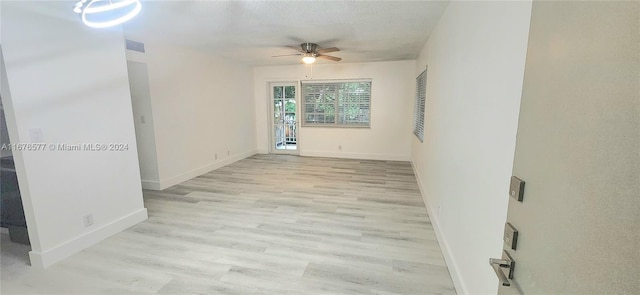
<box><xmin>411</xmin><ymin>161</ymin><xmax>467</xmax><ymax>295</ymax></box>
<box><xmin>141</xmin><ymin>179</ymin><xmax>161</xmax><ymax>190</ymax></box>
<box><xmin>149</xmin><ymin>149</ymin><xmax>258</xmax><ymax>190</ymax></box>
<box><xmin>28</xmin><ymin>208</ymin><xmax>148</xmax><ymax>269</ymax></box>
<box><xmin>300</xmin><ymin>150</ymin><xmax>409</xmax><ymax>161</ymax></box>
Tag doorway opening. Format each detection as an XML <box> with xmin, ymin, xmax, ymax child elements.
<box><xmin>1</xmin><ymin>96</ymin><xmax>29</xmax><ymax>245</ymax></box>
<box><xmin>270</xmin><ymin>83</ymin><xmax>298</xmax><ymax>154</ymax></box>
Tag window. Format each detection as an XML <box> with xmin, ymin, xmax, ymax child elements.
<box><xmin>413</xmin><ymin>69</ymin><xmax>427</xmax><ymax>142</ymax></box>
<box><xmin>301</xmin><ymin>80</ymin><xmax>371</xmax><ymax>127</ymax></box>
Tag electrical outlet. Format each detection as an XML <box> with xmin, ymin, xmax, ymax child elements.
<box><xmin>140</xmin><ymin>115</ymin><xmax>146</xmax><ymax>124</ymax></box>
<box><xmin>227</xmin><ymin>150</ymin><xmax>230</xmax><ymax>156</ymax></box>
<box><xmin>83</xmin><ymin>214</ymin><xmax>94</xmax><ymax>227</ymax></box>
<box><xmin>215</xmin><ymin>153</ymin><xmax>218</xmax><ymax>160</ymax></box>
<box><xmin>338</xmin><ymin>145</ymin><xmax>342</xmax><ymax>150</ymax></box>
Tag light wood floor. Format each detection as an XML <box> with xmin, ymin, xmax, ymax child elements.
<box><xmin>1</xmin><ymin>154</ymin><xmax>456</xmax><ymax>294</ymax></box>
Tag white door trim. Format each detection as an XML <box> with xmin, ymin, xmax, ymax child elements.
<box><xmin>268</xmin><ymin>81</ymin><xmax>299</xmax><ymax>155</ymax></box>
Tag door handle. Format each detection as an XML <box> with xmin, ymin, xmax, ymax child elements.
<box><xmin>490</xmin><ymin>258</ymin><xmax>511</xmax><ymax>286</ymax></box>
<box><xmin>490</xmin><ymin>250</ymin><xmax>515</xmax><ymax>286</ymax></box>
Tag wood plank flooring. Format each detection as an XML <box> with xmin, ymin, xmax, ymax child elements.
<box><xmin>1</xmin><ymin>154</ymin><xmax>456</xmax><ymax>294</ymax></box>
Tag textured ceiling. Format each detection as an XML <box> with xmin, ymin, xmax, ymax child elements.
<box><xmin>122</xmin><ymin>1</ymin><xmax>450</xmax><ymax>66</ymax></box>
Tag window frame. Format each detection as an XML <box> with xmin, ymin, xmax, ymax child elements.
<box><xmin>413</xmin><ymin>68</ymin><xmax>427</xmax><ymax>142</ymax></box>
<box><xmin>301</xmin><ymin>79</ymin><xmax>372</xmax><ymax>128</ymax></box>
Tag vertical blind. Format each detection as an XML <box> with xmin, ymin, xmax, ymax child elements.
<box><xmin>413</xmin><ymin>69</ymin><xmax>427</xmax><ymax>142</ymax></box>
<box><xmin>301</xmin><ymin>80</ymin><xmax>371</xmax><ymax>127</ymax></box>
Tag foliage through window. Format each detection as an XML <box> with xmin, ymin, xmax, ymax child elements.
<box><xmin>301</xmin><ymin>80</ymin><xmax>371</xmax><ymax>127</ymax></box>
<box><xmin>413</xmin><ymin>69</ymin><xmax>426</xmax><ymax>142</ymax></box>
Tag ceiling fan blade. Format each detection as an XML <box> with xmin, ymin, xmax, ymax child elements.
<box><xmin>272</xmin><ymin>53</ymin><xmax>302</xmax><ymax>57</ymax></box>
<box><xmin>287</xmin><ymin>45</ymin><xmax>305</xmax><ymax>53</ymax></box>
<box><xmin>316</xmin><ymin>47</ymin><xmax>340</xmax><ymax>54</ymax></box>
<box><xmin>317</xmin><ymin>54</ymin><xmax>342</xmax><ymax>62</ymax></box>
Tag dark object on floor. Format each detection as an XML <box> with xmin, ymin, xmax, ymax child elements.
<box><xmin>1</xmin><ymin>157</ymin><xmax>30</xmax><ymax>245</ymax></box>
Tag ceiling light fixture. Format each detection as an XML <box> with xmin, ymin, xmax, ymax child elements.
<box><xmin>74</xmin><ymin>0</ymin><xmax>142</xmax><ymax>29</ymax></box>
<box><xmin>302</xmin><ymin>53</ymin><xmax>316</xmax><ymax>64</ymax></box>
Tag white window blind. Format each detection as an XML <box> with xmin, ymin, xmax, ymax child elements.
<box><xmin>301</xmin><ymin>80</ymin><xmax>371</xmax><ymax>127</ymax></box>
<box><xmin>413</xmin><ymin>69</ymin><xmax>427</xmax><ymax>142</ymax></box>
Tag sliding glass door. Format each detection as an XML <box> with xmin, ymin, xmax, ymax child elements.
<box><xmin>270</xmin><ymin>83</ymin><xmax>298</xmax><ymax>154</ymax></box>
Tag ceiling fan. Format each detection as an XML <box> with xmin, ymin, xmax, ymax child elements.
<box><xmin>272</xmin><ymin>43</ymin><xmax>342</xmax><ymax>64</ymax></box>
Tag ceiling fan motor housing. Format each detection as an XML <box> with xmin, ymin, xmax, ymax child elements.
<box><xmin>271</xmin><ymin>42</ymin><xmax>340</xmax><ymax>62</ymax></box>
<box><xmin>302</xmin><ymin>43</ymin><xmax>318</xmax><ymax>53</ymax></box>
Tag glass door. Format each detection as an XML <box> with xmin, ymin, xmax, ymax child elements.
<box><xmin>270</xmin><ymin>83</ymin><xmax>298</xmax><ymax>154</ymax></box>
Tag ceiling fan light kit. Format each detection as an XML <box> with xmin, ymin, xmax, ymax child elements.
<box><xmin>273</xmin><ymin>42</ymin><xmax>342</xmax><ymax>64</ymax></box>
<box><xmin>302</xmin><ymin>53</ymin><xmax>317</xmax><ymax>64</ymax></box>
<box><xmin>73</xmin><ymin>0</ymin><xmax>142</xmax><ymax>29</ymax></box>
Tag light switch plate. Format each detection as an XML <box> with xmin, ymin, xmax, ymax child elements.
<box><xmin>28</xmin><ymin>128</ymin><xmax>44</xmax><ymax>143</ymax></box>
<box><xmin>504</xmin><ymin>222</ymin><xmax>519</xmax><ymax>250</ymax></box>
<box><xmin>509</xmin><ymin>176</ymin><xmax>525</xmax><ymax>202</ymax></box>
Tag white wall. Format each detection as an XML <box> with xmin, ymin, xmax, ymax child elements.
<box><xmin>411</xmin><ymin>2</ymin><xmax>532</xmax><ymax>294</ymax></box>
<box><xmin>126</xmin><ymin>61</ymin><xmax>161</xmax><ymax>186</ymax></box>
<box><xmin>1</xmin><ymin>1</ymin><xmax>147</xmax><ymax>268</ymax></box>
<box><xmin>254</xmin><ymin>61</ymin><xmax>415</xmax><ymax>161</ymax></box>
<box><xmin>126</xmin><ymin>43</ymin><xmax>256</xmax><ymax>189</ymax></box>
